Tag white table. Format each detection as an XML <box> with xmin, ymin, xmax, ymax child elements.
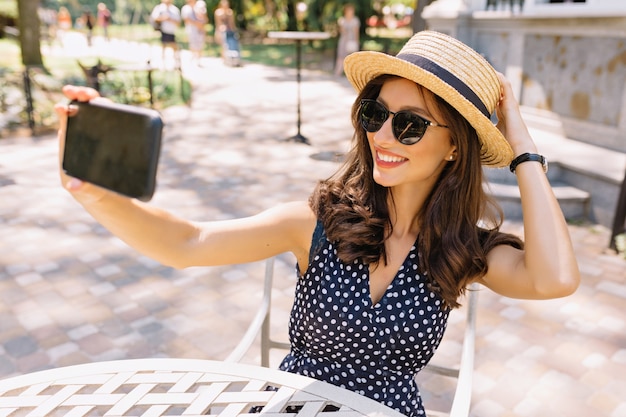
<box><xmin>267</xmin><ymin>31</ymin><xmax>331</xmax><ymax>145</ymax></box>
<box><xmin>0</xmin><ymin>358</ymin><xmax>405</xmax><ymax>416</ymax></box>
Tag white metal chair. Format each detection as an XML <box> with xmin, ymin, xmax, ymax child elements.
<box><xmin>225</xmin><ymin>257</ymin><xmax>479</xmax><ymax>417</ymax></box>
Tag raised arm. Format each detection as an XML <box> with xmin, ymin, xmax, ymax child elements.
<box><xmin>478</xmin><ymin>73</ymin><xmax>580</xmax><ymax>299</ymax></box>
<box><xmin>56</xmin><ymin>85</ymin><xmax>316</xmax><ymax>270</ymax></box>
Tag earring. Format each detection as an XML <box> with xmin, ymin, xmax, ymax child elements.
<box><xmin>448</xmin><ymin>155</ymin><xmax>454</xmax><ymax>160</ymax></box>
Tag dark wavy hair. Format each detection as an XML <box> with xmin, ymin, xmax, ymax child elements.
<box><xmin>309</xmin><ymin>74</ymin><xmax>523</xmax><ymax>308</ymax></box>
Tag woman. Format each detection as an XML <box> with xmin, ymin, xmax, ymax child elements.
<box><xmin>334</xmin><ymin>3</ymin><xmax>360</xmax><ymax>76</ymax></box>
<box><xmin>213</xmin><ymin>0</ymin><xmax>238</xmax><ymax>63</ymax></box>
<box><xmin>56</xmin><ymin>31</ymin><xmax>579</xmax><ymax>416</ymax></box>
<box><xmin>56</xmin><ymin>6</ymin><xmax>72</xmax><ymax>45</ymax></box>
<box><xmin>181</xmin><ymin>0</ymin><xmax>208</xmax><ymax>64</ymax></box>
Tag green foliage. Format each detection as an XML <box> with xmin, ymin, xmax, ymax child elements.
<box><xmin>0</xmin><ymin>0</ymin><xmax>17</xmax><ymax>17</ymax></box>
<box><xmin>0</xmin><ymin>35</ymin><xmax>190</xmax><ymax>135</ymax></box>
<box><xmin>99</xmin><ymin>68</ymin><xmax>192</xmax><ymax>108</ymax></box>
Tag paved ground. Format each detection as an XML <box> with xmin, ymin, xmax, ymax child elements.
<box><xmin>0</xmin><ymin>34</ymin><xmax>625</xmax><ymax>417</ymax></box>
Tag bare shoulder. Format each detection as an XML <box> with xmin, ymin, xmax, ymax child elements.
<box><xmin>263</xmin><ymin>200</ymin><xmax>314</xmax><ymax>218</ymax></box>
<box><xmin>264</xmin><ymin>201</ymin><xmax>316</xmax><ymax>238</ymax></box>
<box><xmin>259</xmin><ymin>200</ymin><xmax>317</xmax><ymax>266</ymax></box>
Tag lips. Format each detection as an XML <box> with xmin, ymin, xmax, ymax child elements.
<box><xmin>376</xmin><ymin>150</ymin><xmax>407</xmax><ymax>167</ymax></box>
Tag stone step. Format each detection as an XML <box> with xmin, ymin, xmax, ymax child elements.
<box><xmin>484</xmin><ymin>180</ymin><xmax>590</xmax><ymax>221</ymax></box>
<box><xmin>486</xmin><ymin>119</ymin><xmax>626</xmax><ymax>228</ymax></box>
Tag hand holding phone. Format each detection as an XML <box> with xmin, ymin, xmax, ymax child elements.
<box><xmin>62</xmin><ymin>100</ymin><xmax>163</xmax><ymax>201</ymax></box>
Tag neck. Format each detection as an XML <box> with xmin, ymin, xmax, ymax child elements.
<box><xmin>387</xmin><ymin>184</ymin><xmax>430</xmax><ymax>238</ymax></box>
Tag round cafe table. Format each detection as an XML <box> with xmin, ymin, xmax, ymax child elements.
<box><xmin>0</xmin><ymin>358</ymin><xmax>406</xmax><ymax>416</ymax></box>
<box><xmin>268</xmin><ymin>31</ymin><xmax>331</xmax><ymax>145</ymax></box>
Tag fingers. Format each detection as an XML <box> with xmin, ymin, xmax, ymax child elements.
<box><xmin>495</xmin><ymin>72</ymin><xmax>513</xmax><ymax>103</ymax></box>
<box><xmin>62</xmin><ymin>84</ymin><xmax>100</xmax><ymax>102</ymax></box>
<box><xmin>56</xmin><ymin>84</ymin><xmax>97</xmax><ymax>152</ymax></box>
<box><xmin>493</xmin><ymin>73</ymin><xmax>536</xmax><ymax>152</ymax></box>
<box><xmin>57</xmin><ymin>85</ymin><xmax>98</xmax><ymax>194</ymax></box>
<box><xmin>56</xmin><ymin>85</ymin><xmax>112</xmax><ymax>204</ymax></box>
<box><xmin>56</xmin><ymin>84</ymin><xmax>99</xmax><ymax>152</ymax></box>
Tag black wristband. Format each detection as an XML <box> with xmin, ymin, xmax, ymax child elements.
<box><xmin>509</xmin><ymin>153</ymin><xmax>547</xmax><ymax>173</ymax></box>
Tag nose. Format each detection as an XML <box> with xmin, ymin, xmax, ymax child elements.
<box><xmin>372</xmin><ymin>116</ymin><xmax>396</xmax><ymax>146</ymax></box>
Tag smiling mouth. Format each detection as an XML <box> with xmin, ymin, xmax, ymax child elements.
<box><xmin>377</xmin><ymin>151</ymin><xmax>407</xmax><ymax>164</ymax></box>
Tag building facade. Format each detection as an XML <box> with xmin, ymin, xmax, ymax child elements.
<box><xmin>423</xmin><ymin>0</ymin><xmax>626</xmax><ymax>153</ymax></box>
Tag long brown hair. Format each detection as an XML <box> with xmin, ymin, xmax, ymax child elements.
<box><xmin>309</xmin><ymin>75</ymin><xmax>523</xmax><ymax>308</ymax></box>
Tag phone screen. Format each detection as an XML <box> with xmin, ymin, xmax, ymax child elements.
<box><xmin>63</xmin><ymin>101</ymin><xmax>163</xmax><ymax>201</ymax></box>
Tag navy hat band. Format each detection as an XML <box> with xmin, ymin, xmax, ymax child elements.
<box><xmin>396</xmin><ymin>53</ymin><xmax>491</xmax><ymax>119</ymax></box>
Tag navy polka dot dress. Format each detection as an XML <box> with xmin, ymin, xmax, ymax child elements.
<box><xmin>279</xmin><ymin>223</ymin><xmax>451</xmax><ymax>417</ymax></box>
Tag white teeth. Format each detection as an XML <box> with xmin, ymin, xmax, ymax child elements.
<box><xmin>377</xmin><ymin>152</ymin><xmax>406</xmax><ymax>163</ymax></box>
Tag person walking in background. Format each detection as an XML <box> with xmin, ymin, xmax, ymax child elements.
<box><xmin>38</xmin><ymin>7</ymin><xmax>58</xmax><ymax>46</ymax></box>
<box><xmin>334</xmin><ymin>3</ymin><xmax>360</xmax><ymax>76</ymax></box>
<box><xmin>55</xmin><ymin>30</ymin><xmax>580</xmax><ymax>417</ymax></box>
<box><xmin>213</xmin><ymin>0</ymin><xmax>239</xmax><ymax>64</ymax></box>
<box><xmin>57</xmin><ymin>6</ymin><xmax>72</xmax><ymax>46</ymax></box>
<box><xmin>151</xmin><ymin>0</ymin><xmax>182</xmax><ymax>68</ymax></box>
<box><xmin>182</xmin><ymin>0</ymin><xmax>208</xmax><ymax>65</ymax></box>
<box><xmin>82</xmin><ymin>9</ymin><xmax>95</xmax><ymax>47</ymax></box>
<box><xmin>97</xmin><ymin>3</ymin><xmax>111</xmax><ymax>41</ymax></box>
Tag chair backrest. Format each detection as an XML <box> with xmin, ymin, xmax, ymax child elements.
<box><xmin>225</xmin><ymin>257</ymin><xmax>479</xmax><ymax>417</ymax></box>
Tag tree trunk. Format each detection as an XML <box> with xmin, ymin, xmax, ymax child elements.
<box><xmin>285</xmin><ymin>0</ymin><xmax>297</xmax><ymax>31</ymax></box>
<box><xmin>412</xmin><ymin>0</ymin><xmax>432</xmax><ymax>33</ymax></box>
<box><xmin>17</xmin><ymin>0</ymin><xmax>44</xmax><ymax>67</ymax></box>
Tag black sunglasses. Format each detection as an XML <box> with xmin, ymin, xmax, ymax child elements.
<box><xmin>359</xmin><ymin>99</ymin><xmax>449</xmax><ymax>145</ymax></box>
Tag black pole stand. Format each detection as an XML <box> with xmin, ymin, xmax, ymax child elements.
<box><xmin>609</xmin><ymin>169</ymin><xmax>626</xmax><ymax>251</ymax></box>
<box><xmin>23</xmin><ymin>67</ymin><xmax>35</xmax><ymax>134</ymax></box>
<box><xmin>285</xmin><ymin>39</ymin><xmax>310</xmax><ymax>145</ymax></box>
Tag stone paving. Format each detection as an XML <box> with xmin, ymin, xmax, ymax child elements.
<box><xmin>0</xmin><ymin>34</ymin><xmax>625</xmax><ymax>417</ymax></box>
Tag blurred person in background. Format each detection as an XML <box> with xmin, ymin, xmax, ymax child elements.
<box><xmin>57</xmin><ymin>7</ymin><xmax>72</xmax><ymax>46</ymax></box>
<box><xmin>214</xmin><ymin>0</ymin><xmax>237</xmax><ymax>62</ymax></box>
<box><xmin>81</xmin><ymin>9</ymin><xmax>95</xmax><ymax>47</ymax></box>
<box><xmin>151</xmin><ymin>0</ymin><xmax>182</xmax><ymax>68</ymax></box>
<box><xmin>97</xmin><ymin>3</ymin><xmax>112</xmax><ymax>41</ymax></box>
<box><xmin>334</xmin><ymin>3</ymin><xmax>360</xmax><ymax>76</ymax></box>
<box><xmin>182</xmin><ymin>0</ymin><xmax>208</xmax><ymax>65</ymax></box>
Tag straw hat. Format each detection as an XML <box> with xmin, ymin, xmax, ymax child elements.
<box><xmin>343</xmin><ymin>30</ymin><xmax>513</xmax><ymax>167</ymax></box>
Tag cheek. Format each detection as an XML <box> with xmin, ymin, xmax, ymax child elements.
<box><xmin>407</xmin><ymin>138</ymin><xmax>450</xmax><ymax>161</ymax></box>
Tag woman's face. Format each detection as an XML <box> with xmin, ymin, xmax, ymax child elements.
<box><xmin>366</xmin><ymin>78</ymin><xmax>456</xmax><ymax>191</ymax></box>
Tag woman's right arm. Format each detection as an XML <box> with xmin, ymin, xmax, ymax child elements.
<box><xmin>56</xmin><ymin>86</ymin><xmax>317</xmax><ymax>269</ymax></box>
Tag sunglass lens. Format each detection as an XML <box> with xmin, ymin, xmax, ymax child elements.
<box><xmin>360</xmin><ymin>100</ymin><xmax>386</xmax><ymax>132</ymax></box>
<box><xmin>359</xmin><ymin>100</ymin><xmax>430</xmax><ymax>145</ymax></box>
<box><xmin>393</xmin><ymin>112</ymin><xmax>427</xmax><ymax>145</ymax></box>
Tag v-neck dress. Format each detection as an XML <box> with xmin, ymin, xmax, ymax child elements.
<box><xmin>279</xmin><ymin>223</ymin><xmax>451</xmax><ymax>417</ymax></box>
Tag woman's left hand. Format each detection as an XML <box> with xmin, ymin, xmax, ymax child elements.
<box><xmin>495</xmin><ymin>72</ymin><xmax>537</xmax><ymax>156</ymax></box>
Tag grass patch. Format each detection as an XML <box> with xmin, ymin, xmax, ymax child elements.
<box><xmin>0</xmin><ymin>33</ymin><xmax>191</xmax><ymax>135</ymax></box>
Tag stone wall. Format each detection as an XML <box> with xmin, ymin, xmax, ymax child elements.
<box><xmin>424</xmin><ymin>8</ymin><xmax>626</xmax><ymax>153</ymax></box>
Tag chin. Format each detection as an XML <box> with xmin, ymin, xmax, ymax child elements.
<box><xmin>372</xmin><ymin>172</ymin><xmax>395</xmax><ymax>188</ymax></box>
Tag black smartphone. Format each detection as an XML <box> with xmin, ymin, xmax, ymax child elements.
<box><xmin>63</xmin><ymin>100</ymin><xmax>163</xmax><ymax>201</ymax></box>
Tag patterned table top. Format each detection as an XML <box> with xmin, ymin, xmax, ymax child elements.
<box><xmin>0</xmin><ymin>358</ymin><xmax>405</xmax><ymax>417</ymax></box>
